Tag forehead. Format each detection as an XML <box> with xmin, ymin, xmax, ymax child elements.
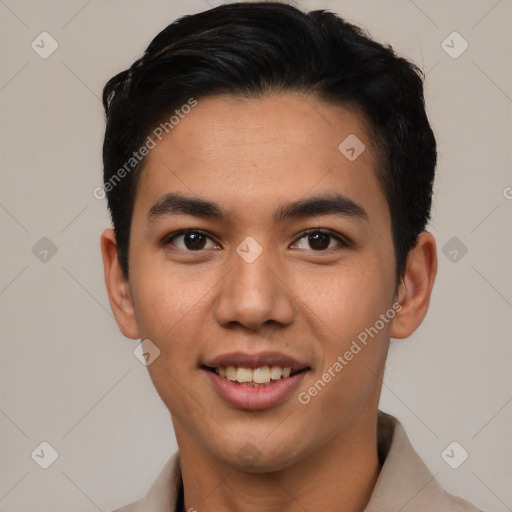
<box><xmin>134</xmin><ymin>93</ymin><xmax>387</xmax><ymax>225</ymax></box>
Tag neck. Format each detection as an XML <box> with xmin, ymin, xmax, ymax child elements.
<box><xmin>175</xmin><ymin>410</ymin><xmax>381</xmax><ymax>512</ymax></box>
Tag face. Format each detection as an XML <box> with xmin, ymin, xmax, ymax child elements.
<box><xmin>116</xmin><ymin>93</ymin><xmax>402</xmax><ymax>471</ymax></box>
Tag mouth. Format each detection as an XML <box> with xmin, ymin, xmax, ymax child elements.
<box><xmin>202</xmin><ymin>352</ymin><xmax>310</xmax><ymax>410</ymax></box>
<box><xmin>203</xmin><ymin>365</ymin><xmax>306</xmax><ymax>387</ymax></box>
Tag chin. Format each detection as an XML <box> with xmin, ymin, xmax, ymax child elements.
<box><xmin>228</xmin><ymin>454</ymin><xmax>296</xmax><ymax>474</ymax></box>
<box><xmin>215</xmin><ymin>440</ymin><xmax>308</xmax><ymax>474</ymax></box>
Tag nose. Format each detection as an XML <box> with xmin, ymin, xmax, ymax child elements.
<box><xmin>212</xmin><ymin>245</ymin><xmax>295</xmax><ymax>332</ymax></box>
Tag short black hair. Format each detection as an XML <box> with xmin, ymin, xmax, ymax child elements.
<box><xmin>102</xmin><ymin>1</ymin><xmax>436</xmax><ymax>287</ymax></box>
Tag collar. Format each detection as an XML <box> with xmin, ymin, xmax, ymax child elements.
<box><xmin>116</xmin><ymin>411</ymin><xmax>481</xmax><ymax>512</ymax></box>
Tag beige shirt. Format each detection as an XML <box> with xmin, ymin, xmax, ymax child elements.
<box><xmin>113</xmin><ymin>412</ymin><xmax>482</xmax><ymax>512</ymax></box>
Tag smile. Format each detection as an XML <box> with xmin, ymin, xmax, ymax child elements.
<box><xmin>202</xmin><ymin>352</ymin><xmax>310</xmax><ymax>410</ymax></box>
<box><xmin>207</xmin><ymin>365</ymin><xmax>301</xmax><ymax>386</ymax></box>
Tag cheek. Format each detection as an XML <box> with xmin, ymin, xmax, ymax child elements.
<box><xmin>302</xmin><ymin>256</ymin><xmax>394</xmax><ymax>345</ymax></box>
<box><xmin>299</xmin><ymin>291</ymin><xmax>392</xmax><ymax>436</ymax></box>
<box><xmin>130</xmin><ymin>253</ymin><xmax>207</xmax><ymax>335</ymax></box>
<box><xmin>128</xmin><ymin>271</ymin><xmax>208</xmax><ymax>388</ymax></box>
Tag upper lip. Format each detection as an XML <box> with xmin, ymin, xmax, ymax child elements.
<box><xmin>203</xmin><ymin>351</ymin><xmax>310</xmax><ymax>372</ymax></box>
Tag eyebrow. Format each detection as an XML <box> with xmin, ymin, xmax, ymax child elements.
<box><xmin>147</xmin><ymin>192</ymin><xmax>368</xmax><ymax>223</ymax></box>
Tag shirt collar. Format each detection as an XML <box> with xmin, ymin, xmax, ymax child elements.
<box><xmin>127</xmin><ymin>411</ymin><xmax>480</xmax><ymax>512</ymax></box>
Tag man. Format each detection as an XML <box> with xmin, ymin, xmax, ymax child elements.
<box><xmin>100</xmin><ymin>2</ymin><xmax>481</xmax><ymax>510</ymax></box>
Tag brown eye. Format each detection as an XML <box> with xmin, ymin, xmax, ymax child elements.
<box><xmin>166</xmin><ymin>230</ymin><xmax>219</xmax><ymax>251</ymax></box>
<box><xmin>291</xmin><ymin>230</ymin><xmax>347</xmax><ymax>251</ymax></box>
<box><xmin>308</xmin><ymin>232</ymin><xmax>331</xmax><ymax>250</ymax></box>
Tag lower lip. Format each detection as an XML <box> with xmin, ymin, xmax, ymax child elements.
<box><xmin>203</xmin><ymin>369</ymin><xmax>308</xmax><ymax>410</ymax></box>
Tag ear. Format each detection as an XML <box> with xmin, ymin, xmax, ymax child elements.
<box><xmin>100</xmin><ymin>228</ymin><xmax>140</xmax><ymax>340</ymax></box>
<box><xmin>390</xmin><ymin>231</ymin><xmax>437</xmax><ymax>339</ymax></box>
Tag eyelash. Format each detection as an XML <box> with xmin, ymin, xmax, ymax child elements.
<box><xmin>292</xmin><ymin>229</ymin><xmax>350</xmax><ymax>251</ymax></box>
<box><xmin>162</xmin><ymin>229</ymin><xmax>350</xmax><ymax>252</ymax></box>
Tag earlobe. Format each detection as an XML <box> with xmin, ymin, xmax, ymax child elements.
<box><xmin>390</xmin><ymin>232</ymin><xmax>437</xmax><ymax>340</ymax></box>
<box><xmin>100</xmin><ymin>229</ymin><xmax>140</xmax><ymax>340</ymax></box>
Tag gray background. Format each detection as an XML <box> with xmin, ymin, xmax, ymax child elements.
<box><xmin>1</xmin><ymin>0</ymin><xmax>511</xmax><ymax>510</ymax></box>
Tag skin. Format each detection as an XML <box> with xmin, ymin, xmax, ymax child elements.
<box><xmin>101</xmin><ymin>93</ymin><xmax>437</xmax><ymax>512</ymax></box>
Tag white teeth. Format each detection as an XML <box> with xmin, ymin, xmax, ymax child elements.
<box><xmin>225</xmin><ymin>366</ymin><xmax>237</xmax><ymax>381</ymax></box>
<box><xmin>236</xmin><ymin>367</ymin><xmax>253</xmax><ymax>383</ymax></box>
<box><xmin>216</xmin><ymin>365</ymin><xmax>293</xmax><ymax>384</ymax></box>
<box><xmin>270</xmin><ymin>366</ymin><xmax>283</xmax><ymax>380</ymax></box>
<box><xmin>253</xmin><ymin>366</ymin><xmax>270</xmax><ymax>383</ymax></box>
